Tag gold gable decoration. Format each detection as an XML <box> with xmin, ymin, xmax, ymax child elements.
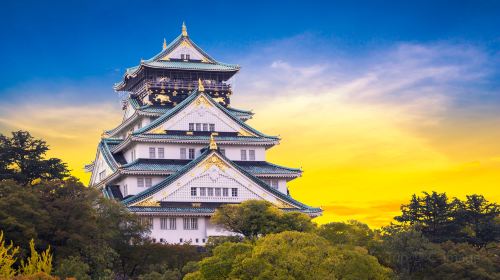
<box><xmin>237</xmin><ymin>129</ymin><xmax>253</xmax><ymax>137</ymax></box>
<box><xmin>203</xmin><ymin>154</ymin><xmax>228</xmax><ymax>171</ymax></box>
<box><xmin>135</xmin><ymin>198</ymin><xmax>160</xmax><ymax>207</ymax></box>
<box><xmin>195</xmin><ymin>95</ymin><xmax>211</xmax><ymax>107</ymax></box>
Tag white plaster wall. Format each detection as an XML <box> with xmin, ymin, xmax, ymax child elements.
<box><xmin>90</xmin><ymin>151</ymin><xmax>114</xmax><ymax>186</ymax></box>
<box><xmin>149</xmin><ymin>216</ymin><xmax>208</xmax><ymax>245</ymax></box>
<box><xmin>122</xmin><ymin>143</ymin><xmax>265</xmax><ymax>161</ymax></box>
<box><xmin>117</xmin><ymin>175</ymin><xmax>166</xmax><ymax>196</ymax></box>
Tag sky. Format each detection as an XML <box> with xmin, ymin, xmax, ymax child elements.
<box><xmin>0</xmin><ymin>0</ymin><xmax>499</xmax><ymax>227</ymax></box>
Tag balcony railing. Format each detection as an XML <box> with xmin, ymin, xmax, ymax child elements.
<box><xmin>146</xmin><ymin>80</ymin><xmax>231</xmax><ymax>91</ymax></box>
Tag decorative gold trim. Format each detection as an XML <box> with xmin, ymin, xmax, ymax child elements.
<box><xmin>135</xmin><ymin>198</ymin><xmax>160</xmax><ymax>207</ymax></box>
<box><xmin>194</xmin><ymin>95</ymin><xmax>211</xmax><ymax>107</ymax></box>
<box><xmin>182</xmin><ymin>21</ymin><xmax>188</xmax><ymax>37</ymax></box>
<box><xmin>237</xmin><ymin>129</ymin><xmax>253</xmax><ymax>137</ymax></box>
<box><xmin>163</xmin><ymin>38</ymin><xmax>167</xmax><ymax>50</ymax></box>
<box><xmin>203</xmin><ymin>154</ymin><xmax>228</xmax><ymax>171</ymax></box>
<box><xmin>198</xmin><ymin>78</ymin><xmax>205</xmax><ymax>92</ymax></box>
<box><xmin>209</xmin><ymin>134</ymin><xmax>217</xmax><ymax>150</ymax></box>
<box><xmin>186</xmin><ymin>131</ymin><xmax>194</xmax><ymax>135</ymax></box>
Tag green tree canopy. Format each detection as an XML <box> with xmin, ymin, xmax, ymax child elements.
<box><xmin>316</xmin><ymin>220</ymin><xmax>375</xmax><ymax>247</ymax></box>
<box><xmin>0</xmin><ymin>131</ymin><xmax>68</xmax><ymax>185</ymax></box>
<box><xmin>185</xmin><ymin>231</ymin><xmax>392</xmax><ymax>280</ymax></box>
<box><xmin>211</xmin><ymin>200</ymin><xmax>315</xmax><ymax>239</ymax></box>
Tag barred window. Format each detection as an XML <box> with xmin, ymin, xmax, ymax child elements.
<box><xmin>195</xmin><ymin>123</ymin><xmax>201</xmax><ymax>131</ymax></box>
<box><xmin>169</xmin><ymin>218</ymin><xmax>176</xmax><ymax>230</ymax></box>
<box><xmin>191</xmin><ymin>187</ymin><xmax>197</xmax><ymax>196</ymax></box>
<box><xmin>200</xmin><ymin>187</ymin><xmax>206</xmax><ymax>196</ymax></box>
<box><xmin>188</xmin><ymin>148</ymin><xmax>195</xmax><ymax>159</ymax></box>
<box><xmin>145</xmin><ymin>178</ymin><xmax>152</xmax><ymax>188</ymax></box>
<box><xmin>208</xmin><ymin>188</ymin><xmax>214</xmax><ymax>196</ymax></box>
<box><xmin>123</xmin><ymin>184</ymin><xmax>128</xmax><ymax>196</ymax></box>
<box><xmin>215</xmin><ymin>188</ymin><xmax>221</xmax><ymax>196</ymax></box>
<box><xmin>249</xmin><ymin>150</ymin><xmax>255</xmax><ymax>161</ymax></box>
<box><xmin>241</xmin><ymin>150</ymin><xmax>247</xmax><ymax>161</ymax></box>
<box><xmin>160</xmin><ymin>218</ymin><xmax>168</xmax><ymax>230</ymax></box>
<box><xmin>158</xmin><ymin>148</ymin><xmax>165</xmax><ymax>159</ymax></box>
<box><xmin>223</xmin><ymin>188</ymin><xmax>229</xmax><ymax>197</ymax></box>
<box><xmin>191</xmin><ymin>218</ymin><xmax>198</xmax><ymax>230</ymax></box>
<box><xmin>189</xmin><ymin>123</ymin><xmax>194</xmax><ymax>131</ymax></box>
<box><xmin>203</xmin><ymin>123</ymin><xmax>208</xmax><ymax>131</ymax></box>
<box><xmin>137</xmin><ymin>178</ymin><xmax>144</xmax><ymax>188</ymax></box>
<box><xmin>271</xmin><ymin>180</ymin><xmax>279</xmax><ymax>189</ymax></box>
<box><xmin>232</xmin><ymin>188</ymin><xmax>238</xmax><ymax>197</ymax></box>
<box><xmin>180</xmin><ymin>148</ymin><xmax>186</xmax><ymax>159</ymax></box>
<box><xmin>149</xmin><ymin>147</ymin><xmax>156</xmax><ymax>158</ymax></box>
<box><xmin>209</xmin><ymin>124</ymin><xmax>215</xmax><ymax>131</ymax></box>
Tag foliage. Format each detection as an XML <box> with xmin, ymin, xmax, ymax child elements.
<box><xmin>9</xmin><ymin>272</ymin><xmax>58</xmax><ymax>280</ymax></box>
<box><xmin>54</xmin><ymin>256</ymin><xmax>91</xmax><ymax>280</ymax></box>
<box><xmin>211</xmin><ymin>200</ymin><xmax>315</xmax><ymax>239</ymax></box>
<box><xmin>0</xmin><ymin>231</ymin><xmax>19</xmax><ymax>278</ymax></box>
<box><xmin>0</xmin><ymin>131</ymin><xmax>68</xmax><ymax>185</ymax></box>
<box><xmin>20</xmin><ymin>240</ymin><xmax>52</xmax><ymax>276</ymax></box>
<box><xmin>185</xmin><ymin>231</ymin><xmax>392</xmax><ymax>280</ymax></box>
<box><xmin>316</xmin><ymin>220</ymin><xmax>375</xmax><ymax>247</ymax></box>
<box><xmin>395</xmin><ymin>191</ymin><xmax>500</xmax><ymax>245</ymax></box>
<box><xmin>137</xmin><ymin>269</ymin><xmax>181</xmax><ymax>280</ymax></box>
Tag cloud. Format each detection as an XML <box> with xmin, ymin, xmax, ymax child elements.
<box><xmin>1</xmin><ymin>34</ymin><xmax>499</xmax><ymax>227</ymax></box>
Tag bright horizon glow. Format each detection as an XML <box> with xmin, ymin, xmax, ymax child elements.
<box><xmin>1</xmin><ymin>1</ymin><xmax>499</xmax><ymax>227</ymax></box>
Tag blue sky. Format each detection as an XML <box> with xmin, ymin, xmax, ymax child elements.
<box><xmin>1</xmin><ymin>0</ymin><xmax>500</xmax><ymax>225</ymax></box>
<box><xmin>0</xmin><ymin>0</ymin><xmax>499</xmax><ymax>92</ymax></box>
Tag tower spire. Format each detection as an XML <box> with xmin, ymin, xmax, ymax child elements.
<box><xmin>182</xmin><ymin>21</ymin><xmax>188</xmax><ymax>37</ymax></box>
<box><xmin>209</xmin><ymin>133</ymin><xmax>218</xmax><ymax>150</ymax></box>
<box><xmin>162</xmin><ymin>38</ymin><xmax>167</xmax><ymax>50</ymax></box>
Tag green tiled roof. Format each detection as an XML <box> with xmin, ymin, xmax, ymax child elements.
<box><xmin>121</xmin><ymin>158</ymin><xmax>301</xmax><ymax>176</ymax></box>
<box><xmin>133</xmin><ymin>134</ymin><xmax>278</xmax><ymax>143</ymax></box>
<box><xmin>141</xmin><ymin>61</ymin><xmax>239</xmax><ymax>72</ymax></box>
<box><xmin>121</xmin><ymin>149</ymin><xmax>319</xmax><ymax>212</ymax></box>
<box><xmin>127</xmin><ymin>206</ymin><xmax>322</xmax><ymax>214</ymax></box>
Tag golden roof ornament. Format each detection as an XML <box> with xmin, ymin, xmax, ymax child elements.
<box><xmin>198</xmin><ymin>78</ymin><xmax>205</xmax><ymax>92</ymax></box>
<box><xmin>209</xmin><ymin>133</ymin><xmax>218</xmax><ymax>150</ymax></box>
<box><xmin>182</xmin><ymin>21</ymin><xmax>188</xmax><ymax>37</ymax></box>
<box><xmin>163</xmin><ymin>38</ymin><xmax>167</xmax><ymax>50</ymax></box>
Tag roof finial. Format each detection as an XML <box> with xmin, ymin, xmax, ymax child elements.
<box><xmin>182</xmin><ymin>21</ymin><xmax>188</xmax><ymax>37</ymax></box>
<box><xmin>198</xmin><ymin>78</ymin><xmax>204</xmax><ymax>92</ymax></box>
<box><xmin>163</xmin><ymin>38</ymin><xmax>167</xmax><ymax>50</ymax></box>
<box><xmin>210</xmin><ymin>133</ymin><xmax>218</xmax><ymax>150</ymax></box>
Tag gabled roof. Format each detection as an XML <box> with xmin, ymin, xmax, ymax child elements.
<box><xmin>133</xmin><ymin>89</ymin><xmax>278</xmax><ymax>140</ymax></box>
<box><xmin>115</xmin><ymin>24</ymin><xmax>240</xmax><ymax>91</ymax></box>
<box><xmin>121</xmin><ymin>149</ymin><xmax>320</xmax><ymax>213</ymax></box>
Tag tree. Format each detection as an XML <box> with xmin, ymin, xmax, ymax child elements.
<box><xmin>316</xmin><ymin>220</ymin><xmax>375</xmax><ymax>247</ymax></box>
<box><xmin>185</xmin><ymin>231</ymin><xmax>392</xmax><ymax>280</ymax></box>
<box><xmin>395</xmin><ymin>192</ymin><xmax>462</xmax><ymax>243</ymax></box>
<box><xmin>374</xmin><ymin>226</ymin><xmax>445</xmax><ymax>279</ymax></box>
<box><xmin>454</xmin><ymin>195</ymin><xmax>500</xmax><ymax>246</ymax></box>
<box><xmin>0</xmin><ymin>131</ymin><xmax>69</xmax><ymax>185</ymax></box>
<box><xmin>211</xmin><ymin>200</ymin><xmax>315</xmax><ymax>239</ymax></box>
<box><xmin>54</xmin><ymin>256</ymin><xmax>91</xmax><ymax>280</ymax></box>
<box><xmin>0</xmin><ymin>231</ymin><xmax>19</xmax><ymax>278</ymax></box>
<box><xmin>19</xmin><ymin>240</ymin><xmax>52</xmax><ymax>276</ymax></box>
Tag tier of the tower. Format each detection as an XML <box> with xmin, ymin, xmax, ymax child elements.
<box><xmin>114</xmin><ymin>23</ymin><xmax>239</xmax><ymax>108</ymax></box>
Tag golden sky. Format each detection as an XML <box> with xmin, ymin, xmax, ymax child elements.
<box><xmin>1</xmin><ymin>40</ymin><xmax>499</xmax><ymax>228</ymax></box>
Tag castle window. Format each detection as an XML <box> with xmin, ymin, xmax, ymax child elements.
<box><xmin>131</xmin><ymin>149</ymin><xmax>136</xmax><ymax>161</ymax></box>
<box><xmin>231</xmin><ymin>188</ymin><xmax>238</xmax><ymax>197</ymax></box>
<box><xmin>189</xmin><ymin>123</ymin><xmax>194</xmax><ymax>131</ymax></box>
<box><xmin>180</xmin><ymin>148</ymin><xmax>187</xmax><ymax>159</ymax></box>
<box><xmin>207</xmin><ymin>188</ymin><xmax>214</xmax><ymax>196</ymax></box>
<box><xmin>241</xmin><ymin>150</ymin><xmax>247</xmax><ymax>161</ymax></box>
<box><xmin>170</xmin><ymin>218</ymin><xmax>177</xmax><ymax>230</ymax></box>
<box><xmin>158</xmin><ymin>148</ymin><xmax>165</xmax><ymax>159</ymax></box>
<box><xmin>137</xmin><ymin>178</ymin><xmax>144</xmax><ymax>188</ymax></box>
<box><xmin>183</xmin><ymin>218</ymin><xmax>198</xmax><ymax>230</ymax></box>
<box><xmin>161</xmin><ymin>217</ymin><xmax>176</xmax><ymax>230</ymax></box>
<box><xmin>99</xmin><ymin>170</ymin><xmax>106</xmax><ymax>181</ymax></box>
<box><xmin>191</xmin><ymin>187</ymin><xmax>197</xmax><ymax>196</ymax></box>
<box><xmin>188</xmin><ymin>148</ymin><xmax>195</xmax><ymax>159</ymax></box>
<box><xmin>249</xmin><ymin>150</ymin><xmax>255</xmax><ymax>161</ymax></box>
<box><xmin>203</xmin><ymin>123</ymin><xmax>208</xmax><ymax>131</ymax></box>
<box><xmin>200</xmin><ymin>187</ymin><xmax>206</xmax><ymax>196</ymax></box>
<box><xmin>195</xmin><ymin>123</ymin><xmax>201</xmax><ymax>131</ymax></box>
<box><xmin>202</xmin><ymin>239</ymin><xmax>206</xmax><ymax>243</ymax></box>
<box><xmin>181</xmin><ymin>54</ymin><xmax>185</xmax><ymax>60</ymax></box>
<box><xmin>142</xmin><ymin>217</ymin><xmax>153</xmax><ymax>229</ymax></box>
<box><xmin>271</xmin><ymin>180</ymin><xmax>278</xmax><ymax>189</ymax></box>
<box><xmin>209</xmin><ymin>124</ymin><xmax>215</xmax><ymax>131</ymax></box>
<box><xmin>195</xmin><ymin>238</ymin><xmax>199</xmax><ymax>243</ymax></box>
<box><xmin>145</xmin><ymin>178</ymin><xmax>152</xmax><ymax>188</ymax></box>
<box><xmin>223</xmin><ymin>188</ymin><xmax>229</xmax><ymax>197</ymax></box>
<box><xmin>186</xmin><ymin>54</ymin><xmax>190</xmax><ymax>60</ymax></box>
<box><xmin>180</xmin><ymin>238</ymin><xmax>183</xmax><ymax>243</ymax></box>
<box><xmin>123</xmin><ymin>184</ymin><xmax>128</xmax><ymax>196</ymax></box>
<box><xmin>215</xmin><ymin>188</ymin><xmax>221</xmax><ymax>196</ymax></box>
<box><xmin>149</xmin><ymin>147</ymin><xmax>156</xmax><ymax>158</ymax></box>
